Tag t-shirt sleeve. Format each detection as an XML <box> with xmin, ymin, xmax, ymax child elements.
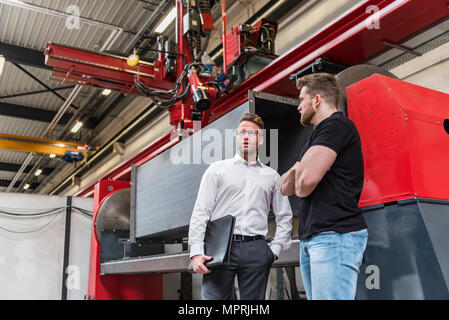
<box><xmin>311</xmin><ymin>119</ymin><xmax>353</xmax><ymax>154</ymax></box>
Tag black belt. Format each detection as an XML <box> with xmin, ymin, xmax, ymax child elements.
<box><xmin>232</xmin><ymin>234</ymin><xmax>265</xmax><ymax>242</ymax></box>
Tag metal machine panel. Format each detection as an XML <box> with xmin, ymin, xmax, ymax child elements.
<box><xmin>417</xmin><ymin>200</ymin><xmax>449</xmax><ymax>289</ymax></box>
<box><xmin>248</xmin><ymin>90</ymin><xmax>313</xmax><ymax>222</ymax></box>
<box><xmin>356</xmin><ymin>198</ymin><xmax>449</xmax><ymax>299</ymax></box>
<box><xmin>135</xmin><ymin>104</ymin><xmax>248</xmax><ymax>240</ymax></box>
<box><xmin>101</xmin><ymin>240</ymin><xmax>300</xmax><ymax>275</ymax></box>
<box><xmin>347</xmin><ymin>74</ymin><xmax>449</xmax><ymax>207</ymax></box>
<box><xmin>88</xmin><ymin>180</ymin><xmax>162</xmax><ymax>300</ymax></box>
<box><xmin>134</xmin><ymin>91</ymin><xmax>309</xmax><ymax>240</ymax></box>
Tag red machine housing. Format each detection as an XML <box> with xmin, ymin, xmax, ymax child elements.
<box><xmin>348</xmin><ymin>74</ymin><xmax>449</xmax><ymax>207</ymax></box>
<box><xmin>87</xmin><ymin>180</ymin><xmax>162</xmax><ymax>300</ymax></box>
<box><xmin>224</xmin><ymin>19</ymin><xmax>278</xmax><ymax>70</ymax></box>
<box><xmin>200</xmin><ymin>12</ymin><xmax>214</xmax><ymax>31</ymax></box>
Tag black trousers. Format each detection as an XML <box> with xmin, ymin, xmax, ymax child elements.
<box><xmin>201</xmin><ymin>239</ymin><xmax>275</xmax><ymax>300</ymax></box>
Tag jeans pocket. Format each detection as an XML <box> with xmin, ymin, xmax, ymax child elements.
<box><xmin>351</xmin><ymin>229</ymin><xmax>369</xmax><ymax>239</ymax></box>
<box><xmin>351</xmin><ymin>229</ymin><xmax>368</xmax><ymax>268</ymax></box>
<box><xmin>351</xmin><ymin>229</ymin><xmax>368</xmax><ymax>246</ymax></box>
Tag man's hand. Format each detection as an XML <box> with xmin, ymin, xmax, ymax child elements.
<box><xmin>273</xmin><ymin>254</ymin><xmax>278</xmax><ymax>263</ymax></box>
<box><xmin>191</xmin><ymin>254</ymin><xmax>213</xmax><ymax>274</ymax></box>
<box><xmin>281</xmin><ymin>163</ymin><xmax>299</xmax><ymax>196</ymax></box>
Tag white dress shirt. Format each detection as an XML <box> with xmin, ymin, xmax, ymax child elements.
<box><xmin>188</xmin><ymin>153</ymin><xmax>293</xmax><ymax>259</ymax></box>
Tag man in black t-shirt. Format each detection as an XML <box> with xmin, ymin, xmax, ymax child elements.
<box><xmin>280</xmin><ymin>73</ymin><xmax>368</xmax><ymax>300</ymax></box>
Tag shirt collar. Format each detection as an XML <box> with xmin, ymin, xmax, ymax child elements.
<box><xmin>233</xmin><ymin>152</ymin><xmax>262</xmax><ymax>167</ymax></box>
<box><xmin>315</xmin><ymin>111</ymin><xmax>342</xmax><ymax>130</ymax></box>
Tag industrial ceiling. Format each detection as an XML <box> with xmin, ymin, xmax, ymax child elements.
<box><xmin>0</xmin><ymin>0</ymin><xmax>238</xmax><ymax>194</ymax></box>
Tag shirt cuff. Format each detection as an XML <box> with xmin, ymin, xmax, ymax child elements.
<box><xmin>189</xmin><ymin>243</ymin><xmax>204</xmax><ymax>259</ymax></box>
<box><xmin>269</xmin><ymin>244</ymin><xmax>282</xmax><ymax>259</ymax></box>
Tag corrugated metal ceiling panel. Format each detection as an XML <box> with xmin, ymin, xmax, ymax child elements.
<box><xmin>0</xmin><ymin>0</ymin><xmax>167</xmax><ymax>194</ymax></box>
<box><xmin>0</xmin><ymin>0</ymin><xmax>150</xmax><ymax>52</ymax></box>
<box><xmin>0</xmin><ymin>170</ymin><xmax>19</xmax><ymax>180</ymax></box>
<box><xmin>0</xmin><ymin>115</ymin><xmax>49</xmax><ymax>137</ymax></box>
<box><xmin>0</xmin><ymin>62</ymin><xmax>74</xmax><ymax>111</ymax></box>
<box><xmin>0</xmin><ymin>149</ymin><xmax>29</xmax><ymax>164</ymax></box>
<box><xmin>0</xmin><ymin>0</ymin><xmax>158</xmax><ymax>162</ymax></box>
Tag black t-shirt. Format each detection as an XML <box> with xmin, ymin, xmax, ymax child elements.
<box><xmin>297</xmin><ymin>111</ymin><xmax>367</xmax><ymax>240</ymax></box>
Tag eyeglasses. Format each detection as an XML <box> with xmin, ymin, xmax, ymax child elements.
<box><xmin>235</xmin><ymin>129</ymin><xmax>258</xmax><ymax>137</ymax></box>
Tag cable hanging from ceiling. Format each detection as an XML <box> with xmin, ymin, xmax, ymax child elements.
<box><xmin>0</xmin><ymin>214</ymin><xmax>60</xmax><ymax>234</ymax></box>
<box><xmin>0</xmin><ymin>206</ymin><xmax>93</xmax><ymax>234</ymax></box>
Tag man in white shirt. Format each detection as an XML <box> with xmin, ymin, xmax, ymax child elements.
<box><xmin>188</xmin><ymin>112</ymin><xmax>293</xmax><ymax>300</ymax></box>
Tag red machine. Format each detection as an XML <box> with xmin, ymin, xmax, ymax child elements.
<box><xmin>42</xmin><ymin>0</ymin><xmax>449</xmax><ymax>300</ymax></box>
<box><xmin>348</xmin><ymin>74</ymin><xmax>449</xmax><ymax>207</ymax></box>
<box><xmin>224</xmin><ymin>18</ymin><xmax>278</xmax><ymax>72</ymax></box>
<box><xmin>87</xmin><ymin>180</ymin><xmax>162</xmax><ymax>300</ymax></box>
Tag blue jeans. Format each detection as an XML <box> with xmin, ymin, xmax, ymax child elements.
<box><xmin>300</xmin><ymin>229</ymin><xmax>368</xmax><ymax>300</ymax></box>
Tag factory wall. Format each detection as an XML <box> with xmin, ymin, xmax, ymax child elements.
<box><xmin>276</xmin><ymin>0</ymin><xmax>361</xmax><ymax>56</ymax></box>
<box><xmin>390</xmin><ymin>41</ymin><xmax>449</xmax><ymax>94</ymax></box>
<box><xmin>0</xmin><ymin>193</ymin><xmax>92</xmax><ymax>300</ymax></box>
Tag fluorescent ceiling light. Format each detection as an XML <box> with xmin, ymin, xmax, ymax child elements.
<box><xmin>71</xmin><ymin>121</ymin><xmax>83</xmax><ymax>133</ymax></box>
<box><xmin>35</xmin><ymin>169</ymin><xmax>42</xmax><ymax>176</ymax></box>
<box><xmin>23</xmin><ymin>184</ymin><xmax>30</xmax><ymax>190</ymax></box>
<box><xmin>0</xmin><ymin>55</ymin><xmax>5</xmax><ymax>76</ymax></box>
<box><xmin>155</xmin><ymin>7</ymin><xmax>176</xmax><ymax>33</ymax></box>
<box><xmin>49</xmin><ymin>154</ymin><xmax>56</xmax><ymax>158</ymax></box>
<box><xmin>102</xmin><ymin>88</ymin><xmax>111</xmax><ymax>95</ymax></box>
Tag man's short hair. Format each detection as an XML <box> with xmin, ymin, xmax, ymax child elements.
<box><xmin>296</xmin><ymin>73</ymin><xmax>340</xmax><ymax>107</ymax></box>
<box><xmin>239</xmin><ymin>113</ymin><xmax>264</xmax><ymax>130</ymax></box>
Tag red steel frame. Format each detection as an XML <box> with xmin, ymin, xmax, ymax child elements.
<box><xmin>75</xmin><ymin>0</ymin><xmax>449</xmax><ymax>198</ymax></box>
<box><xmin>45</xmin><ymin>44</ymin><xmax>174</xmax><ymax>94</ymax></box>
<box><xmin>87</xmin><ymin>180</ymin><xmax>162</xmax><ymax>299</ymax></box>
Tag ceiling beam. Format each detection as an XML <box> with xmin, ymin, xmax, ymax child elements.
<box><xmin>0</xmin><ymin>162</ymin><xmax>53</xmax><ymax>175</ymax></box>
<box><xmin>0</xmin><ymin>41</ymin><xmax>50</xmax><ymax>71</ymax></box>
<box><xmin>12</xmin><ymin>63</ymin><xmax>79</xmax><ymax>110</ymax></box>
<box><xmin>0</xmin><ymin>101</ymin><xmax>72</xmax><ymax>124</ymax></box>
<box><xmin>0</xmin><ymin>179</ymin><xmax>38</xmax><ymax>189</ymax></box>
<box><xmin>0</xmin><ymin>85</ymin><xmax>75</xmax><ymax>99</ymax></box>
